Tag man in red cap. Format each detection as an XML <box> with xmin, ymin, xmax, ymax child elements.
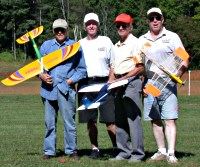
<box><xmin>108</xmin><ymin>13</ymin><xmax>145</xmax><ymax>162</ymax></box>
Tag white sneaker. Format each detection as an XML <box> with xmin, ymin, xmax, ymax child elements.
<box><xmin>167</xmin><ymin>154</ymin><xmax>178</xmax><ymax>164</ymax></box>
<box><xmin>149</xmin><ymin>151</ymin><xmax>166</xmax><ymax>161</ymax></box>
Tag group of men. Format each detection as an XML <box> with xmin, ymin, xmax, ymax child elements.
<box><xmin>38</xmin><ymin>7</ymin><xmax>189</xmax><ymax>164</ymax></box>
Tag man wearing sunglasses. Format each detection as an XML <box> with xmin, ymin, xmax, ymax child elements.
<box><xmin>39</xmin><ymin>18</ymin><xmax>86</xmax><ymax>160</ymax></box>
<box><xmin>78</xmin><ymin>13</ymin><xmax>116</xmax><ymax>159</ymax></box>
<box><xmin>109</xmin><ymin>13</ymin><xmax>145</xmax><ymax>162</ymax></box>
<box><xmin>139</xmin><ymin>8</ymin><xmax>189</xmax><ymax>164</ymax></box>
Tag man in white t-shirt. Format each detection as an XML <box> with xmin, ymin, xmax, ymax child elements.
<box><xmin>78</xmin><ymin>13</ymin><xmax>116</xmax><ymax>159</ymax></box>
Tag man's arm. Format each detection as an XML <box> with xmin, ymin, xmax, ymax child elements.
<box><xmin>177</xmin><ymin>60</ymin><xmax>189</xmax><ymax>77</ymax></box>
<box><xmin>108</xmin><ymin>67</ymin><xmax>116</xmax><ymax>83</ymax></box>
<box><xmin>67</xmin><ymin>50</ymin><xmax>87</xmax><ymax>84</ymax></box>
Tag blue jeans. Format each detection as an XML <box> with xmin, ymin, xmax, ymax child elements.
<box><xmin>43</xmin><ymin>89</ymin><xmax>76</xmax><ymax>155</ymax></box>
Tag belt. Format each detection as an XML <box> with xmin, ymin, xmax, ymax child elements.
<box><xmin>114</xmin><ymin>73</ymin><xmax>128</xmax><ymax>79</ymax></box>
<box><xmin>87</xmin><ymin>76</ymin><xmax>108</xmax><ymax>82</ymax></box>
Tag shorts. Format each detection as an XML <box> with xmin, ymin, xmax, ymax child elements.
<box><xmin>143</xmin><ymin>84</ymin><xmax>178</xmax><ymax>120</ymax></box>
<box><xmin>77</xmin><ymin>77</ymin><xmax>115</xmax><ymax>123</ymax></box>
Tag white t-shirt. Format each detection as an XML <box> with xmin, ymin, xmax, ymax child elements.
<box><xmin>80</xmin><ymin>36</ymin><xmax>114</xmax><ymax>77</ymax></box>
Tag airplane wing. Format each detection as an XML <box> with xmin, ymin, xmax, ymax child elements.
<box><xmin>78</xmin><ymin>83</ymin><xmax>105</xmax><ymax>93</ymax></box>
<box><xmin>77</xmin><ymin>102</ymin><xmax>101</xmax><ymax>110</ymax></box>
<box><xmin>16</xmin><ymin>26</ymin><xmax>44</xmax><ymax>44</ymax></box>
<box><xmin>78</xmin><ymin>78</ymin><xmax>129</xmax><ymax>93</ymax></box>
<box><xmin>1</xmin><ymin>42</ymin><xmax>80</xmax><ymax>86</ymax></box>
<box><xmin>143</xmin><ymin>45</ymin><xmax>190</xmax><ymax>97</ymax></box>
<box><xmin>77</xmin><ymin>78</ymin><xmax>130</xmax><ymax>111</ymax></box>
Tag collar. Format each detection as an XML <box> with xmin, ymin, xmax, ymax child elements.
<box><xmin>144</xmin><ymin>27</ymin><xmax>167</xmax><ymax>41</ymax></box>
<box><xmin>116</xmin><ymin>33</ymin><xmax>133</xmax><ymax>47</ymax></box>
<box><xmin>51</xmin><ymin>37</ymin><xmax>70</xmax><ymax>46</ymax></box>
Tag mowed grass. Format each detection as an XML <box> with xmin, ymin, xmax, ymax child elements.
<box><xmin>0</xmin><ymin>95</ymin><xmax>200</xmax><ymax>167</ymax></box>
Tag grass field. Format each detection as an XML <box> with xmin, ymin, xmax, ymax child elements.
<box><xmin>0</xmin><ymin>95</ymin><xmax>200</xmax><ymax>167</ymax></box>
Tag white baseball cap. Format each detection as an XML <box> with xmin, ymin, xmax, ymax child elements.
<box><xmin>147</xmin><ymin>7</ymin><xmax>163</xmax><ymax>16</ymax></box>
<box><xmin>84</xmin><ymin>13</ymin><xmax>99</xmax><ymax>24</ymax></box>
<box><xmin>52</xmin><ymin>18</ymin><xmax>68</xmax><ymax>29</ymax></box>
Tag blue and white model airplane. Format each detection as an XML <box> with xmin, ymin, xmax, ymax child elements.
<box><xmin>77</xmin><ymin>79</ymin><xmax>130</xmax><ymax>111</ymax></box>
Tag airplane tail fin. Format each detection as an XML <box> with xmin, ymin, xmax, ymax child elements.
<box><xmin>16</xmin><ymin>26</ymin><xmax>43</xmax><ymax>44</ymax></box>
<box><xmin>81</xmin><ymin>96</ymin><xmax>92</xmax><ymax>108</ymax></box>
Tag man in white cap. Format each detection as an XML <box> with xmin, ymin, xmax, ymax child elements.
<box><xmin>78</xmin><ymin>13</ymin><xmax>116</xmax><ymax>159</ymax></box>
<box><xmin>138</xmin><ymin>7</ymin><xmax>189</xmax><ymax>164</ymax></box>
<box><xmin>39</xmin><ymin>18</ymin><xmax>86</xmax><ymax>160</ymax></box>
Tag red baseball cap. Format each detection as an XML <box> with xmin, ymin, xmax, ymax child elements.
<box><xmin>114</xmin><ymin>13</ymin><xmax>133</xmax><ymax>24</ymax></box>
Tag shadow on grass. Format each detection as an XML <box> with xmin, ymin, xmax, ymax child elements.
<box><xmin>27</xmin><ymin>149</ymin><xmax>194</xmax><ymax>161</ymax></box>
<box><xmin>53</xmin><ymin>148</ymin><xmax>119</xmax><ymax>160</ymax></box>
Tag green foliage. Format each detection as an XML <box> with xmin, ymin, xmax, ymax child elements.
<box><xmin>0</xmin><ymin>51</ymin><xmax>26</xmax><ymax>62</ymax></box>
<box><xmin>166</xmin><ymin>16</ymin><xmax>200</xmax><ymax>69</ymax></box>
<box><xmin>0</xmin><ymin>0</ymin><xmax>200</xmax><ymax>68</ymax></box>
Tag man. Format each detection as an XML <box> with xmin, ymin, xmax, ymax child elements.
<box><xmin>139</xmin><ymin>8</ymin><xmax>189</xmax><ymax>164</ymax></box>
<box><xmin>78</xmin><ymin>13</ymin><xmax>116</xmax><ymax>159</ymax></box>
<box><xmin>109</xmin><ymin>13</ymin><xmax>145</xmax><ymax>162</ymax></box>
<box><xmin>39</xmin><ymin>18</ymin><xmax>86</xmax><ymax>160</ymax></box>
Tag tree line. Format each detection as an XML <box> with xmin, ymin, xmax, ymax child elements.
<box><xmin>0</xmin><ymin>0</ymin><xmax>200</xmax><ymax>69</ymax></box>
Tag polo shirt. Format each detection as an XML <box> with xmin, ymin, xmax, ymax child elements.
<box><xmin>138</xmin><ymin>27</ymin><xmax>184</xmax><ymax>76</ymax></box>
<box><xmin>112</xmin><ymin>34</ymin><xmax>142</xmax><ymax>75</ymax></box>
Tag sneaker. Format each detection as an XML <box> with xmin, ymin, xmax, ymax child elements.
<box><xmin>128</xmin><ymin>155</ymin><xmax>142</xmax><ymax>163</ymax></box>
<box><xmin>109</xmin><ymin>155</ymin><xmax>126</xmax><ymax>161</ymax></box>
<box><xmin>167</xmin><ymin>154</ymin><xmax>178</xmax><ymax>164</ymax></box>
<box><xmin>148</xmin><ymin>151</ymin><xmax>166</xmax><ymax>161</ymax></box>
<box><xmin>89</xmin><ymin>149</ymin><xmax>100</xmax><ymax>159</ymax></box>
<box><xmin>128</xmin><ymin>158</ymin><xmax>141</xmax><ymax>163</ymax></box>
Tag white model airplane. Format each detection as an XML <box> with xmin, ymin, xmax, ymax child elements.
<box><xmin>77</xmin><ymin>78</ymin><xmax>130</xmax><ymax>110</ymax></box>
<box><xmin>142</xmin><ymin>42</ymin><xmax>190</xmax><ymax>97</ymax></box>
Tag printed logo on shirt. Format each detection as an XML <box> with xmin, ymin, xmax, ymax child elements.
<box><xmin>162</xmin><ymin>39</ymin><xmax>170</xmax><ymax>43</ymax></box>
<box><xmin>98</xmin><ymin>47</ymin><xmax>106</xmax><ymax>51</ymax></box>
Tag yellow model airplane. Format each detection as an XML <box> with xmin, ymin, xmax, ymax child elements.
<box><xmin>1</xmin><ymin>26</ymin><xmax>80</xmax><ymax>86</ymax></box>
<box><xmin>142</xmin><ymin>43</ymin><xmax>189</xmax><ymax>97</ymax></box>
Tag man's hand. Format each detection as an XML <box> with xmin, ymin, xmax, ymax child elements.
<box><xmin>66</xmin><ymin>79</ymin><xmax>73</xmax><ymax>85</ymax></box>
<box><xmin>39</xmin><ymin>73</ymin><xmax>53</xmax><ymax>85</ymax></box>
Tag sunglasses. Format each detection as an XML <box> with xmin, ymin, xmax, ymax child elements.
<box><xmin>85</xmin><ymin>20</ymin><xmax>98</xmax><ymax>27</ymax></box>
<box><xmin>116</xmin><ymin>24</ymin><xmax>129</xmax><ymax>29</ymax></box>
<box><xmin>54</xmin><ymin>28</ymin><xmax>66</xmax><ymax>33</ymax></box>
<box><xmin>148</xmin><ymin>15</ymin><xmax>162</xmax><ymax>22</ymax></box>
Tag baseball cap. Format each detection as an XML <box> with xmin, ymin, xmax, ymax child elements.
<box><xmin>114</xmin><ymin>13</ymin><xmax>133</xmax><ymax>24</ymax></box>
<box><xmin>147</xmin><ymin>7</ymin><xmax>163</xmax><ymax>16</ymax></box>
<box><xmin>84</xmin><ymin>13</ymin><xmax>99</xmax><ymax>24</ymax></box>
<box><xmin>52</xmin><ymin>18</ymin><xmax>68</xmax><ymax>29</ymax></box>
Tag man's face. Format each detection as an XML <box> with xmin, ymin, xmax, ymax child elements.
<box><xmin>85</xmin><ymin>20</ymin><xmax>98</xmax><ymax>37</ymax></box>
<box><xmin>148</xmin><ymin>13</ymin><xmax>164</xmax><ymax>34</ymax></box>
<box><xmin>116</xmin><ymin>22</ymin><xmax>131</xmax><ymax>40</ymax></box>
<box><xmin>54</xmin><ymin>27</ymin><xmax>67</xmax><ymax>43</ymax></box>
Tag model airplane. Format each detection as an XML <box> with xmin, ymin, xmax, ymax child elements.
<box><xmin>142</xmin><ymin>43</ymin><xmax>189</xmax><ymax>97</ymax></box>
<box><xmin>1</xmin><ymin>26</ymin><xmax>80</xmax><ymax>86</ymax></box>
<box><xmin>77</xmin><ymin>79</ymin><xmax>130</xmax><ymax>111</ymax></box>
